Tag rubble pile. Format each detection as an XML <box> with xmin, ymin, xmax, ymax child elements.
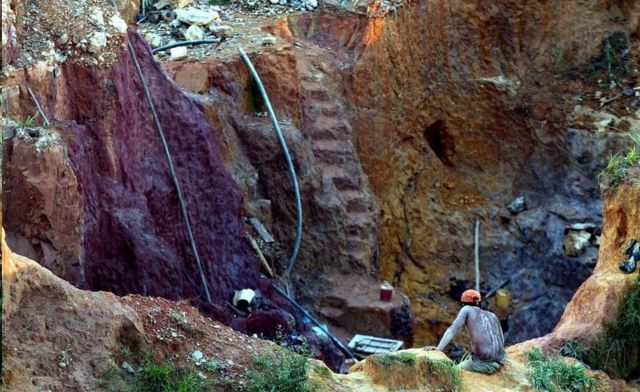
<box><xmin>138</xmin><ymin>0</ymin><xmax>319</xmax><ymax>58</ymax></box>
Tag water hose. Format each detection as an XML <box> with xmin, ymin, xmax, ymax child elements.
<box><xmin>151</xmin><ymin>39</ymin><xmax>220</xmax><ymax>54</ymax></box>
<box><xmin>238</xmin><ymin>46</ymin><xmax>303</xmax><ymax>277</ymax></box>
<box><xmin>27</xmin><ymin>87</ymin><xmax>50</xmax><ymax>126</ymax></box>
<box><xmin>272</xmin><ymin>284</ymin><xmax>357</xmax><ymax>360</ymax></box>
<box><xmin>127</xmin><ymin>40</ymin><xmax>212</xmax><ymax>304</ymax></box>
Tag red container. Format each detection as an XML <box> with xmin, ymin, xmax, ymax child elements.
<box><xmin>380</xmin><ymin>284</ymin><xmax>393</xmax><ymax>301</ymax></box>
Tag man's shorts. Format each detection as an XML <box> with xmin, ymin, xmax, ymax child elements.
<box><xmin>457</xmin><ymin>352</ymin><xmax>507</xmax><ymax>374</ymax></box>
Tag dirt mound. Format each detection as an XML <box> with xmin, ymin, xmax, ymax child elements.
<box><xmin>2</xmin><ymin>228</ymin><xmax>144</xmax><ymax>391</ymax></box>
<box><xmin>1</xmin><ymin>228</ymin><xmax>274</xmax><ymax>391</ymax></box>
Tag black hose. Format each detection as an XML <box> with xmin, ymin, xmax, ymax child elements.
<box><xmin>127</xmin><ymin>40</ymin><xmax>212</xmax><ymax>304</ymax></box>
<box><xmin>151</xmin><ymin>40</ymin><xmax>220</xmax><ymax>54</ymax></box>
<box><xmin>272</xmin><ymin>284</ymin><xmax>357</xmax><ymax>360</ymax></box>
<box><xmin>238</xmin><ymin>47</ymin><xmax>303</xmax><ymax>277</ymax></box>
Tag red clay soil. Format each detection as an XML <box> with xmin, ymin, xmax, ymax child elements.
<box><xmin>39</xmin><ymin>31</ymin><xmax>292</xmax><ymax>324</ymax></box>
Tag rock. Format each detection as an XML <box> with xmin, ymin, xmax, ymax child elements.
<box><xmin>563</xmin><ymin>230</ymin><xmax>592</xmax><ymax>257</ymax></box>
<box><xmin>2</xmin><ymin>126</ymin><xmax>83</xmax><ymax>285</ymax></box>
<box><xmin>175</xmin><ymin>8</ymin><xmax>219</xmax><ymax>26</ymax></box>
<box><xmin>507</xmin><ymin>196</ymin><xmax>526</xmax><ymax>214</ymax></box>
<box><xmin>88</xmin><ymin>8</ymin><xmax>105</xmax><ymax>27</ymax></box>
<box><xmin>88</xmin><ymin>32</ymin><xmax>107</xmax><ymax>53</ymax></box>
<box><xmin>566</xmin><ymin>222</ymin><xmax>597</xmax><ymax>231</ymax></box>
<box><xmin>514</xmin><ymin>180</ymin><xmax>640</xmax><ymax>352</ymax></box>
<box><xmin>184</xmin><ymin>24</ymin><xmax>204</xmax><ymax>41</ymax></box>
<box><xmin>315</xmin><ymin>273</ymin><xmax>415</xmax><ymax>346</ymax></box>
<box><xmin>170</xmin><ymin>46</ymin><xmax>188</xmax><ymax>60</ymax></box>
<box><xmin>208</xmin><ymin>24</ymin><xmax>232</xmax><ymax>39</ymax></box>
<box><xmin>261</xmin><ymin>36</ymin><xmax>277</xmax><ymax>45</ymax></box>
<box><xmin>56</xmin><ymin>33</ymin><xmax>69</xmax><ymax>46</ymax></box>
<box><xmin>246</xmin><ymin>309</ymin><xmax>295</xmax><ymax>339</ymax></box>
<box><xmin>153</xmin><ymin>0</ymin><xmax>173</xmax><ymax>9</ymax></box>
<box><xmin>161</xmin><ymin>9</ymin><xmax>175</xmax><ymax>21</ymax></box>
<box><xmin>145</xmin><ymin>33</ymin><xmax>163</xmax><ymax>48</ymax></box>
<box><xmin>109</xmin><ymin>15</ymin><xmax>128</xmax><ymax>34</ymax></box>
<box><xmin>191</xmin><ymin>350</ymin><xmax>204</xmax><ymax>364</ymax></box>
<box><xmin>304</xmin><ymin>0</ymin><xmax>318</xmax><ymax>9</ymax></box>
<box><xmin>176</xmin><ymin>0</ymin><xmax>193</xmax><ymax>8</ymax></box>
<box><xmin>121</xmin><ymin>361</ymin><xmax>135</xmax><ymax>374</ymax></box>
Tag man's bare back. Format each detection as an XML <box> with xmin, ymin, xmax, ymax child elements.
<box><xmin>435</xmin><ymin>305</ymin><xmax>505</xmax><ymax>360</ymax></box>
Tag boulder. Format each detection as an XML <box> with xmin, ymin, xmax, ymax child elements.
<box><xmin>184</xmin><ymin>24</ymin><xmax>205</xmax><ymax>41</ymax></box>
<box><xmin>563</xmin><ymin>230</ymin><xmax>592</xmax><ymax>257</ymax></box>
<box><xmin>170</xmin><ymin>45</ymin><xmax>188</xmax><ymax>60</ymax></box>
<box><xmin>175</xmin><ymin>8</ymin><xmax>219</xmax><ymax>26</ymax></box>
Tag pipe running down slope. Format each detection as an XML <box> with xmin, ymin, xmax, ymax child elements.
<box><xmin>237</xmin><ymin>46</ymin><xmax>303</xmax><ymax>278</ymax></box>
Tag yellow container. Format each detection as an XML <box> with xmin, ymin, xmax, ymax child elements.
<box><xmin>496</xmin><ymin>289</ymin><xmax>511</xmax><ymax>311</ymax></box>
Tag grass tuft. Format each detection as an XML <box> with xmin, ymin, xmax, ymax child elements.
<box><xmin>129</xmin><ymin>356</ymin><xmax>209</xmax><ymax>392</ymax></box>
<box><xmin>559</xmin><ymin>340</ymin><xmax>588</xmax><ymax>361</ymax></box>
<box><xmin>598</xmin><ymin>144</ymin><xmax>640</xmax><ymax>191</ymax></box>
<box><xmin>14</xmin><ymin>114</ymin><xmax>37</xmax><ymax>128</ymax></box>
<box><xmin>245</xmin><ymin>345</ymin><xmax>316</xmax><ymax>392</ymax></box>
<box><xmin>526</xmin><ymin>348</ymin><xmax>596</xmax><ymax>392</ymax></box>
<box><xmin>585</xmin><ymin>276</ymin><xmax>640</xmax><ymax>379</ymax></box>
<box><xmin>372</xmin><ymin>352</ymin><xmax>418</xmax><ymax>367</ymax></box>
<box><xmin>431</xmin><ymin>359</ymin><xmax>462</xmax><ymax>390</ymax></box>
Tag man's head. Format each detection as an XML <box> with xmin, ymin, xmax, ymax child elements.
<box><xmin>461</xmin><ymin>289</ymin><xmax>481</xmax><ymax>306</ymax></box>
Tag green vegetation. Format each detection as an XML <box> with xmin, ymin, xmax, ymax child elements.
<box><xmin>372</xmin><ymin>352</ymin><xmax>417</xmax><ymax>367</ymax></box>
<box><xmin>559</xmin><ymin>340</ymin><xmax>588</xmax><ymax>362</ymax></box>
<box><xmin>130</xmin><ymin>356</ymin><xmax>209</xmax><ymax>392</ymax></box>
<box><xmin>14</xmin><ymin>114</ymin><xmax>37</xmax><ymax>128</ymax></box>
<box><xmin>312</xmin><ymin>364</ymin><xmax>333</xmax><ymax>379</ymax></box>
<box><xmin>245</xmin><ymin>345</ymin><xmax>316</xmax><ymax>392</ymax></box>
<box><xmin>585</xmin><ymin>276</ymin><xmax>640</xmax><ymax>380</ymax></box>
<box><xmin>97</xmin><ymin>355</ymin><xmax>210</xmax><ymax>392</ymax></box>
<box><xmin>430</xmin><ymin>359</ymin><xmax>462</xmax><ymax>390</ymax></box>
<box><xmin>208</xmin><ymin>0</ymin><xmax>230</xmax><ymax>5</ymax></box>
<box><xmin>598</xmin><ymin>144</ymin><xmax>640</xmax><ymax>191</ymax></box>
<box><xmin>526</xmin><ymin>348</ymin><xmax>596</xmax><ymax>392</ymax></box>
<box><xmin>587</xmin><ymin>31</ymin><xmax>631</xmax><ymax>84</ymax></box>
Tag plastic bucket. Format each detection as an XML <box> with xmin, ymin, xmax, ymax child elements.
<box><xmin>496</xmin><ymin>289</ymin><xmax>511</xmax><ymax>310</ymax></box>
<box><xmin>380</xmin><ymin>284</ymin><xmax>393</xmax><ymax>301</ymax></box>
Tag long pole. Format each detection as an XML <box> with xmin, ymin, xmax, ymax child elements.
<box><xmin>474</xmin><ymin>220</ymin><xmax>480</xmax><ymax>293</ymax></box>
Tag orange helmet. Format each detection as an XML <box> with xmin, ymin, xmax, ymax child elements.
<box><xmin>461</xmin><ymin>289</ymin><xmax>481</xmax><ymax>304</ymax></box>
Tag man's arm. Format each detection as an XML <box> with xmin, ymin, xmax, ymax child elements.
<box><xmin>435</xmin><ymin>306</ymin><xmax>469</xmax><ymax>351</ymax></box>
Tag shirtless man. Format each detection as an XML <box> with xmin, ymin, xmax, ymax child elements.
<box><xmin>424</xmin><ymin>289</ymin><xmax>506</xmax><ymax>374</ymax></box>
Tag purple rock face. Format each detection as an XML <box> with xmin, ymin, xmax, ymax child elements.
<box><xmin>55</xmin><ymin>32</ymin><xmax>273</xmax><ymax>319</ymax></box>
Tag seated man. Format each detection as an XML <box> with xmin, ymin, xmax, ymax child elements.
<box><xmin>424</xmin><ymin>289</ymin><xmax>506</xmax><ymax>374</ymax></box>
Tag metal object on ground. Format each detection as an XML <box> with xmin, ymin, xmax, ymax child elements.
<box><xmin>348</xmin><ymin>335</ymin><xmax>404</xmax><ymax>357</ymax></box>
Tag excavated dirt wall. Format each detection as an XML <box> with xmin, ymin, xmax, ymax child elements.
<box><xmin>2</xmin><ymin>31</ymin><xmax>291</xmax><ymax>328</ymax></box>
<box><xmin>3</xmin><ymin>0</ymin><xmax>640</xmax><ymax>351</ymax></box>
<box><xmin>282</xmin><ymin>0</ymin><xmax>640</xmax><ymax>344</ymax></box>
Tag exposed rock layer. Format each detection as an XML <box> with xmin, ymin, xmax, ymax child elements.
<box><xmin>514</xmin><ymin>178</ymin><xmax>640</xmax><ymax>351</ymax></box>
